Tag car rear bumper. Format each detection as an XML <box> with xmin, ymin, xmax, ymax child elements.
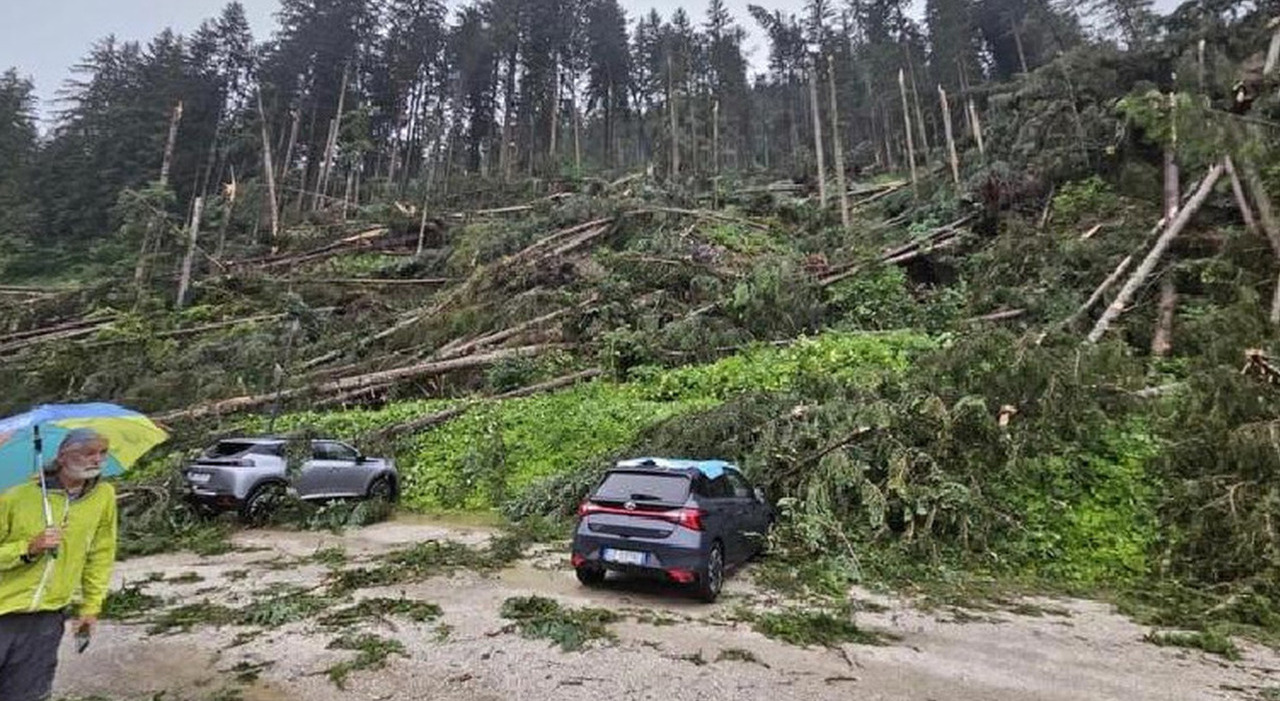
<box><xmin>184</xmin><ymin>490</ymin><xmax>243</xmax><ymax>511</ymax></box>
<box><xmin>571</xmin><ymin>532</ymin><xmax>708</xmax><ymax>577</ymax></box>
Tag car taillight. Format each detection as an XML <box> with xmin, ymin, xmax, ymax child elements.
<box><xmin>673</xmin><ymin>508</ymin><xmax>705</xmax><ymax>531</ymax></box>
<box><xmin>577</xmin><ymin>501</ymin><xmax>597</xmax><ymax>517</ymax></box>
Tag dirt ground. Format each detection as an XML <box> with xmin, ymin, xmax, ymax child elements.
<box><xmin>54</xmin><ymin>515</ymin><xmax>1280</xmax><ymax>701</ymax></box>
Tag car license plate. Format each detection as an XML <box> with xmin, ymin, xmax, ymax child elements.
<box><xmin>187</xmin><ymin>472</ymin><xmax>212</xmax><ymax>484</ymax></box>
<box><xmin>602</xmin><ymin>548</ymin><xmax>646</xmax><ymax>566</ymax></box>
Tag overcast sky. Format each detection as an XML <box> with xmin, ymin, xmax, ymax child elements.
<box><xmin>1</xmin><ymin>0</ymin><xmax>1178</xmax><ymax>119</ymax></box>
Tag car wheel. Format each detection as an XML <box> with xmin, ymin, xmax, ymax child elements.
<box><xmin>367</xmin><ymin>476</ymin><xmax>395</xmax><ymax>503</ymax></box>
<box><xmin>695</xmin><ymin>542</ymin><xmax>725</xmax><ymax>603</ymax></box>
<box><xmin>575</xmin><ymin>565</ymin><xmax>606</xmax><ymax>587</ymax></box>
<box><xmin>239</xmin><ymin>482</ymin><xmax>285</xmax><ymax>526</ymax></box>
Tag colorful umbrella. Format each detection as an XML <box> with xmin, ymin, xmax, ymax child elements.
<box><xmin>0</xmin><ymin>403</ymin><xmax>170</xmax><ymax>499</ymax></box>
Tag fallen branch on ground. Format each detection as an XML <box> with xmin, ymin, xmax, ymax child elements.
<box><xmin>154</xmin><ymin>344</ymin><xmax>562</xmax><ymax>423</ymax></box>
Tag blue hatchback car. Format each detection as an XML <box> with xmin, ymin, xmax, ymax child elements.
<box><xmin>570</xmin><ymin>458</ymin><xmax>774</xmax><ymax>602</ymax></box>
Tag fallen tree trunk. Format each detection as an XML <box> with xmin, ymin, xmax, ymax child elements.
<box><xmin>0</xmin><ymin>315</ymin><xmax>116</xmax><ymax>345</ymax></box>
<box><xmin>1086</xmin><ymin>164</ymin><xmax>1223</xmax><ymax>344</ymax></box>
<box><xmin>155</xmin><ymin>344</ymin><xmax>559</xmax><ymax>423</ymax></box>
<box><xmin>1224</xmin><ymin>156</ymin><xmax>1261</xmax><ymax>239</ymax></box>
<box><xmin>431</xmin><ymin>303</ymin><xmax>587</xmax><ymax>361</ymax></box>
<box><xmin>626</xmin><ymin>207</ymin><xmax>770</xmax><ymax>232</ymax></box>
<box><xmin>964</xmin><ymin>308</ymin><xmax>1025</xmax><ymax>324</ymax></box>
<box><xmin>1064</xmin><ymin>254</ymin><xmax>1135</xmax><ymax>330</ymax></box>
<box><xmin>284</xmin><ymin>277</ymin><xmax>456</xmax><ymax>286</ymax></box>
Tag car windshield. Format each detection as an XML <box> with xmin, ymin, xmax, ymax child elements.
<box><xmin>594</xmin><ymin>472</ymin><xmax>690</xmax><ymax>504</ymax></box>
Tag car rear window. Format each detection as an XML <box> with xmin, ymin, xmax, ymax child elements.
<box><xmin>203</xmin><ymin>441</ymin><xmax>282</xmax><ymax>458</ymax></box>
<box><xmin>594</xmin><ymin>472</ymin><xmax>690</xmax><ymax>504</ymax></box>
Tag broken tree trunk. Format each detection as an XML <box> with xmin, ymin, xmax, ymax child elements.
<box><xmin>431</xmin><ymin>304</ymin><xmax>584</xmax><ymax>361</ymax></box>
<box><xmin>1241</xmin><ymin>155</ymin><xmax>1280</xmax><ymax>324</ymax></box>
<box><xmin>898</xmin><ymin>69</ymin><xmax>919</xmax><ymax>196</ymax></box>
<box><xmin>939</xmin><ymin>85</ymin><xmax>961</xmax><ymax>186</ymax></box>
<box><xmin>968</xmin><ymin>98</ymin><xmax>986</xmax><ymax>158</ymax></box>
<box><xmin>1086</xmin><ymin>164</ymin><xmax>1223</xmax><ymax>344</ymax></box>
<box><xmin>809</xmin><ymin>64</ymin><xmax>828</xmax><ymax>208</ymax></box>
<box><xmin>159</xmin><ymin>101</ymin><xmax>184</xmax><ymax>187</ymax></box>
<box><xmin>256</xmin><ymin>89</ymin><xmax>281</xmax><ymax>248</ymax></box>
<box><xmin>1224</xmin><ymin>156</ymin><xmax>1260</xmax><ymax>238</ymax></box>
<box><xmin>154</xmin><ymin>344</ymin><xmax>558</xmax><ymax>423</ymax></box>
<box><xmin>1151</xmin><ymin>277</ymin><xmax>1177</xmax><ymax>357</ymax></box>
<box><xmin>828</xmin><ymin>56</ymin><xmax>851</xmax><ymax>231</ymax></box>
<box><xmin>175</xmin><ymin>196</ymin><xmax>204</xmax><ymax>310</ymax></box>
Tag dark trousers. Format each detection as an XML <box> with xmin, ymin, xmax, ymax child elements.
<box><xmin>0</xmin><ymin>611</ymin><xmax>65</xmax><ymax>701</ymax></box>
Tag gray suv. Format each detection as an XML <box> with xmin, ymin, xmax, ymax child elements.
<box><xmin>182</xmin><ymin>437</ymin><xmax>398</xmax><ymax>523</ymax></box>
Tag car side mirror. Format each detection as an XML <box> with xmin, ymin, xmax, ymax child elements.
<box><xmin>355</xmin><ymin>454</ymin><xmax>367</xmax><ymax>464</ymax></box>
<box><xmin>753</xmin><ymin>487</ymin><xmax>766</xmax><ymax>503</ymax></box>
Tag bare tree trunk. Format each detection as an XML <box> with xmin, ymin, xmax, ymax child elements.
<box><xmin>256</xmin><ymin>89</ymin><xmax>281</xmax><ymax>249</ymax></box>
<box><xmin>1151</xmin><ymin>277</ymin><xmax>1176</xmax><ymax>357</ymax></box>
<box><xmin>898</xmin><ymin>69</ymin><xmax>918</xmax><ymax>196</ymax></box>
<box><xmin>713</xmin><ymin>99</ymin><xmax>721</xmax><ymax>181</ymax></box>
<box><xmin>1012</xmin><ymin>18</ymin><xmax>1030</xmax><ymax>74</ymax></box>
<box><xmin>159</xmin><ymin>101</ymin><xmax>184</xmax><ymax>187</ymax></box>
<box><xmin>215</xmin><ymin>166</ymin><xmax>236</xmax><ymax>259</ymax></box>
<box><xmin>280</xmin><ymin>108</ymin><xmax>300</xmax><ymax>185</ymax></box>
<box><xmin>1241</xmin><ymin>155</ymin><xmax>1280</xmax><ymax>324</ymax></box>
<box><xmin>1266</xmin><ymin>18</ymin><xmax>1280</xmax><ymax>76</ymax></box>
<box><xmin>550</xmin><ymin>65</ymin><xmax>560</xmax><ymax>168</ymax></box>
<box><xmin>939</xmin><ymin>85</ymin><xmax>961</xmax><ymax>186</ymax></box>
<box><xmin>905</xmin><ymin>46</ymin><xmax>931</xmax><ymax>155</ymax></box>
<box><xmin>1086</xmin><ymin>164</ymin><xmax>1224</xmax><ymax>344</ymax></box>
<box><xmin>176</xmin><ymin>196</ymin><xmax>204</xmax><ymax>310</ymax></box>
<box><xmin>827</xmin><ymin>56</ymin><xmax>850</xmax><ymax>230</ymax></box>
<box><xmin>1224</xmin><ymin>156</ymin><xmax>1260</xmax><ymax>238</ymax></box>
<box><xmin>668</xmin><ymin>56</ymin><xmax>680</xmax><ymax>178</ymax></box>
<box><xmin>573</xmin><ymin>88</ymin><xmax>582</xmax><ymax>174</ymax></box>
<box><xmin>1198</xmin><ymin>39</ymin><xmax>1207</xmax><ymax>92</ymax></box>
<box><xmin>809</xmin><ymin>65</ymin><xmax>828</xmax><ymax>207</ymax></box>
<box><xmin>316</xmin><ymin>66</ymin><xmax>350</xmax><ymax>209</ymax></box>
<box><xmin>968</xmin><ymin>98</ymin><xmax>986</xmax><ymax>158</ymax></box>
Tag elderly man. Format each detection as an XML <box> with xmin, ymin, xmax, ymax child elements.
<box><xmin>0</xmin><ymin>428</ymin><xmax>118</xmax><ymax>701</ymax></box>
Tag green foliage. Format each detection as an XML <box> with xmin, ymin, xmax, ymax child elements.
<box><xmin>744</xmin><ymin>607</ymin><xmax>885</xmax><ymax>648</ymax></box>
<box><xmin>499</xmin><ymin>596</ymin><xmax>619</xmax><ymax>652</ymax></box>
<box><xmin>319</xmin><ymin>598</ymin><xmax>442</xmax><ymax>628</ymax></box>
<box><xmin>146</xmin><ymin>601</ymin><xmax>239</xmax><ymax>635</ymax></box>
<box><xmin>101</xmin><ymin>584</ymin><xmax>163</xmax><ymax>620</ymax></box>
<box><xmin>325</xmin><ymin>633</ymin><xmax>407</xmax><ymax>689</ymax></box>
<box><xmin>1052</xmin><ymin>176</ymin><xmax>1119</xmax><ymax>224</ymax></box>
<box><xmin>239</xmin><ymin>587</ymin><xmax>334</xmax><ymax>628</ymax></box>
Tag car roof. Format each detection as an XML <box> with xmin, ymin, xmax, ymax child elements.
<box><xmin>613</xmin><ymin>457</ymin><xmax>739</xmax><ymax>480</ymax></box>
<box><xmin>216</xmin><ymin>436</ymin><xmax>349</xmax><ymax>444</ymax></box>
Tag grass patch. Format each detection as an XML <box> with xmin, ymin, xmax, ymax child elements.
<box><xmin>319</xmin><ymin>597</ymin><xmax>442</xmax><ymax>628</ymax></box>
<box><xmin>325</xmin><ymin>633</ymin><xmax>407</xmax><ymax>689</ymax></box>
<box><xmin>309</xmin><ymin>546</ymin><xmax>349</xmax><ymax>568</ymax></box>
<box><xmin>499</xmin><ymin>596</ymin><xmax>619</xmax><ymax>652</ymax></box>
<box><xmin>746</xmin><ymin>607</ymin><xmax>887</xmax><ymax>648</ymax></box>
<box><xmin>229</xmin><ymin>660</ymin><xmax>274</xmax><ymax>683</ymax></box>
<box><xmin>1143</xmin><ymin>630</ymin><xmax>1241</xmax><ymax>660</ymax></box>
<box><xmin>168</xmin><ymin>571</ymin><xmax>204</xmax><ymax>584</ymax></box>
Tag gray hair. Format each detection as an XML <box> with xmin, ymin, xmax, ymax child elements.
<box><xmin>57</xmin><ymin>428</ymin><xmax>108</xmax><ymax>453</ymax></box>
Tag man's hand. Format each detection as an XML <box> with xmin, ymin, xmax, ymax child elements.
<box><xmin>26</xmin><ymin>528</ymin><xmax>61</xmax><ymax>557</ymax></box>
<box><xmin>70</xmin><ymin>616</ymin><xmax>97</xmax><ymax>637</ymax></box>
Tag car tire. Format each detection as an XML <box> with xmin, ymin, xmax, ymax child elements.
<box><xmin>575</xmin><ymin>565</ymin><xmax>606</xmax><ymax>587</ymax></box>
<box><xmin>695</xmin><ymin>542</ymin><xmax>725</xmax><ymax>603</ymax></box>
<box><xmin>239</xmin><ymin>482</ymin><xmax>285</xmax><ymax>527</ymax></box>
<box><xmin>367</xmin><ymin>476</ymin><xmax>395</xmax><ymax>503</ymax></box>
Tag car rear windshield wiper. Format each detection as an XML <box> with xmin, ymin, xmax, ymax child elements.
<box><xmin>629</xmin><ymin>493</ymin><xmax>664</xmax><ymax>501</ymax></box>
